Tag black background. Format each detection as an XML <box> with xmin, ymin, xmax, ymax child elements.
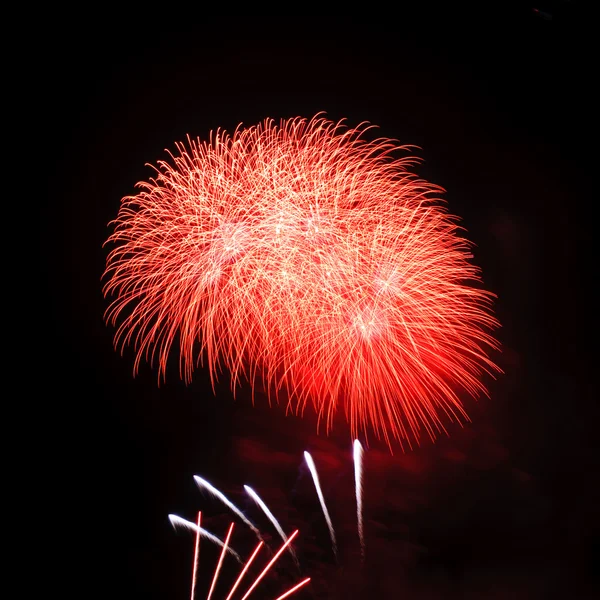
<box><xmin>37</xmin><ymin>6</ymin><xmax>597</xmax><ymax>599</ymax></box>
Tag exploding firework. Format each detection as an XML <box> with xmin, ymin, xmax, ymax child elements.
<box><xmin>103</xmin><ymin>113</ymin><xmax>501</xmax><ymax>448</ymax></box>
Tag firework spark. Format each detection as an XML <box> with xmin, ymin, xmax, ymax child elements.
<box><xmin>240</xmin><ymin>530</ymin><xmax>300</xmax><ymax>600</ymax></box>
<box><xmin>168</xmin><ymin>514</ymin><xmax>242</xmax><ymax>562</ymax></box>
<box><xmin>244</xmin><ymin>485</ymin><xmax>298</xmax><ymax>565</ymax></box>
<box><xmin>103</xmin><ymin>114</ymin><xmax>501</xmax><ymax>448</ymax></box>
<box><xmin>173</xmin><ymin>516</ymin><xmax>309</xmax><ymax>600</ymax></box>
<box><xmin>273</xmin><ymin>578</ymin><xmax>311</xmax><ymax>600</ymax></box>
<box><xmin>224</xmin><ymin>541</ymin><xmax>263</xmax><ymax>600</ymax></box>
<box><xmin>206</xmin><ymin>522</ymin><xmax>234</xmax><ymax>600</ymax></box>
<box><xmin>191</xmin><ymin>511</ymin><xmax>202</xmax><ymax>600</ymax></box>
<box><xmin>303</xmin><ymin>451</ymin><xmax>337</xmax><ymax>560</ymax></box>
<box><xmin>194</xmin><ymin>475</ymin><xmax>262</xmax><ymax>540</ymax></box>
<box><xmin>354</xmin><ymin>439</ymin><xmax>365</xmax><ymax>560</ymax></box>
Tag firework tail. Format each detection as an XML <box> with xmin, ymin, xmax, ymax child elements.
<box><xmin>240</xmin><ymin>530</ymin><xmax>300</xmax><ymax>600</ymax></box>
<box><xmin>244</xmin><ymin>485</ymin><xmax>299</xmax><ymax>566</ymax></box>
<box><xmin>168</xmin><ymin>514</ymin><xmax>242</xmax><ymax>562</ymax></box>
<box><xmin>303</xmin><ymin>451</ymin><xmax>338</xmax><ymax>561</ymax></box>
<box><xmin>194</xmin><ymin>475</ymin><xmax>263</xmax><ymax>541</ymax></box>
<box><xmin>224</xmin><ymin>541</ymin><xmax>264</xmax><ymax>600</ymax></box>
<box><xmin>273</xmin><ymin>577</ymin><xmax>311</xmax><ymax>600</ymax></box>
<box><xmin>191</xmin><ymin>511</ymin><xmax>201</xmax><ymax>600</ymax></box>
<box><xmin>353</xmin><ymin>440</ymin><xmax>365</xmax><ymax>561</ymax></box>
<box><xmin>206</xmin><ymin>522</ymin><xmax>234</xmax><ymax>600</ymax></box>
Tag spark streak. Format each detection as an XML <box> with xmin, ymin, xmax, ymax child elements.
<box><xmin>168</xmin><ymin>514</ymin><xmax>242</xmax><ymax>562</ymax></box>
<box><xmin>206</xmin><ymin>522</ymin><xmax>234</xmax><ymax>600</ymax></box>
<box><xmin>240</xmin><ymin>530</ymin><xmax>300</xmax><ymax>600</ymax></box>
<box><xmin>194</xmin><ymin>475</ymin><xmax>261</xmax><ymax>540</ymax></box>
<box><xmin>303</xmin><ymin>451</ymin><xmax>337</xmax><ymax>560</ymax></box>
<box><xmin>353</xmin><ymin>439</ymin><xmax>365</xmax><ymax>560</ymax></box>
<box><xmin>224</xmin><ymin>541</ymin><xmax>263</xmax><ymax>600</ymax></box>
<box><xmin>191</xmin><ymin>511</ymin><xmax>201</xmax><ymax>600</ymax></box>
<box><xmin>244</xmin><ymin>485</ymin><xmax>298</xmax><ymax>565</ymax></box>
<box><xmin>273</xmin><ymin>577</ymin><xmax>311</xmax><ymax>600</ymax></box>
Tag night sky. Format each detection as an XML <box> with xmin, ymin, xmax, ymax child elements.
<box><xmin>38</xmin><ymin>7</ymin><xmax>597</xmax><ymax>599</ymax></box>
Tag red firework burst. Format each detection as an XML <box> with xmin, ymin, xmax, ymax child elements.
<box><xmin>103</xmin><ymin>114</ymin><xmax>501</xmax><ymax>448</ymax></box>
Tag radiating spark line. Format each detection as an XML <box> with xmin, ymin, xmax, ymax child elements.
<box><xmin>194</xmin><ymin>476</ymin><xmax>262</xmax><ymax>540</ymax></box>
<box><xmin>244</xmin><ymin>485</ymin><xmax>298</xmax><ymax>565</ymax></box>
<box><xmin>303</xmin><ymin>451</ymin><xmax>337</xmax><ymax>560</ymax></box>
<box><xmin>191</xmin><ymin>511</ymin><xmax>201</xmax><ymax>600</ymax></box>
<box><xmin>206</xmin><ymin>522</ymin><xmax>234</xmax><ymax>600</ymax></box>
<box><xmin>273</xmin><ymin>577</ymin><xmax>311</xmax><ymax>600</ymax></box>
<box><xmin>353</xmin><ymin>439</ymin><xmax>365</xmax><ymax>560</ymax></box>
<box><xmin>168</xmin><ymin>514</ymin><xmax>242</xmax><ymax>562</ymax></box>
<box><xmin>240</xmin><ymin>530</ymin><xmax>299</xmax><ymax>600</ymax></box>
<box><xmin>224</xmin><ymin>541</ymin><xmax>264</xmax><ymax>600</ymax></box>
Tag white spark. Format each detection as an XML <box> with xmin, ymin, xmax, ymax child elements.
<box><xmin>303</xmin><ymin>451</ymin><xmax>338</xmax><ymax>560</ymax></box>
<box><xmin>353</xmin><ymin>439</ymin><xmax>365</xmax><ymax>560</ymax></box>
<box><xmin>168</xmin><ymin>514</ymin><xmax>241</xmax><ymax>562</ymax></box>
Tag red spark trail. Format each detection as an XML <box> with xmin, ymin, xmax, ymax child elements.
<box><xmin>206</xmin><ymin>522</ymin><xmax>234</xmax><ymax>600</ymax></box>
<box><xmin>191</xmin><ymin>511</ymin><xmax>201</xmax><ymax>600</ymax></box>
<box><xmin>168</xmin><ymin>515</ymin><xmax>242</xmax><ymax>562</ymax></box>
<box><xmin>240</xmin><ymin>530</ymin><xmax>300</xmax><ymax>600</ymax></box>
<box><xmin>224</xmin><ymin>541</ymin><xmax>263</xmax><ymax>600</ymax></box>
<box><xmin>273</xmin><ymin>577</ymin><xmax>311</xmax><ymax>600</ymax></box>
<box><xmin>103</xmin><ymin>114</ymin><xmax>501</xmax><ymax>448</ymax></box>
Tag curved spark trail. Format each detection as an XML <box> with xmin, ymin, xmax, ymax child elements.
<box><xmin>303</xmin><ymin>451</ymin><xmax>338</xmax><ymax>560</ymax></box>
<box><xmin>194</xmin><ymin>475</ymin><xmax>262</xmax><ymax>540</ymax></box>
<box><xmin>168</xmin><ymin>514</ymin><xmax>242</xmax><ymax>562</ymax></box>
<box><xmin>353</xmin><ymin>440</ymin><xmax>365</xmax><ymax>560</ymax></box>
<box><xmin>243</xmin><ymin>485</ymin><xmax>298</xmax><ymax>565</ymax></box>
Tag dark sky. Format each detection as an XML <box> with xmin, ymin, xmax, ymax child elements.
<box><xmin>38</xmin><ymin>6</ymin><xmax>597</xmax><ymax>600</ymax></box>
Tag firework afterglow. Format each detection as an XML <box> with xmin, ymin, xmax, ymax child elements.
<box><xmin>103</xmin><ymin>113</ymin><xmax>501</xmax><ymax>448</ymax></box>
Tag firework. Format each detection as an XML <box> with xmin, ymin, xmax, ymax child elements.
<box><xmin>169</xmin><ymin>514</ymin><xmax>242</xmax><ymax>562</ymax></box>
<box><xmin>103</xmin><ymin>113</ymin><xmax>501</xmax><ymax>447</ymax></box>
<box><xmin>171</xmin><ymin>514</ymin><xmax>310</xmax><ymax>600</ymax></box>
<box><xmin>353</xmin><ymin>440</ymin><xmax>365</xmax><ymax>560</ymax></box>
<box><xmin>194</xmin><ymin>475</ymin><xmax>262</xmax><ymax>541</ymax></box>
<box><xmin>207</xmin><ymin>522</ymin><xmax>234</xmax><ymax>600</ymax></box>
<box><xmin>244</xmin><ymin>485</ymin><xmax>298</xmax><ymax>565</ymax></box>
<box><xmin>192</xmin><ymin>511</ymin><xmax>202</xmax><ymax>599</ymax></box>
<box><xmin>175</xmin><ymin>442</ymin><xmax>366</xmax><ymax>597</ymax></box>
<box><xmin>303</xmin><ymin>451</ymin><xmax>337</xmax><ymax>560</ymax></box>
